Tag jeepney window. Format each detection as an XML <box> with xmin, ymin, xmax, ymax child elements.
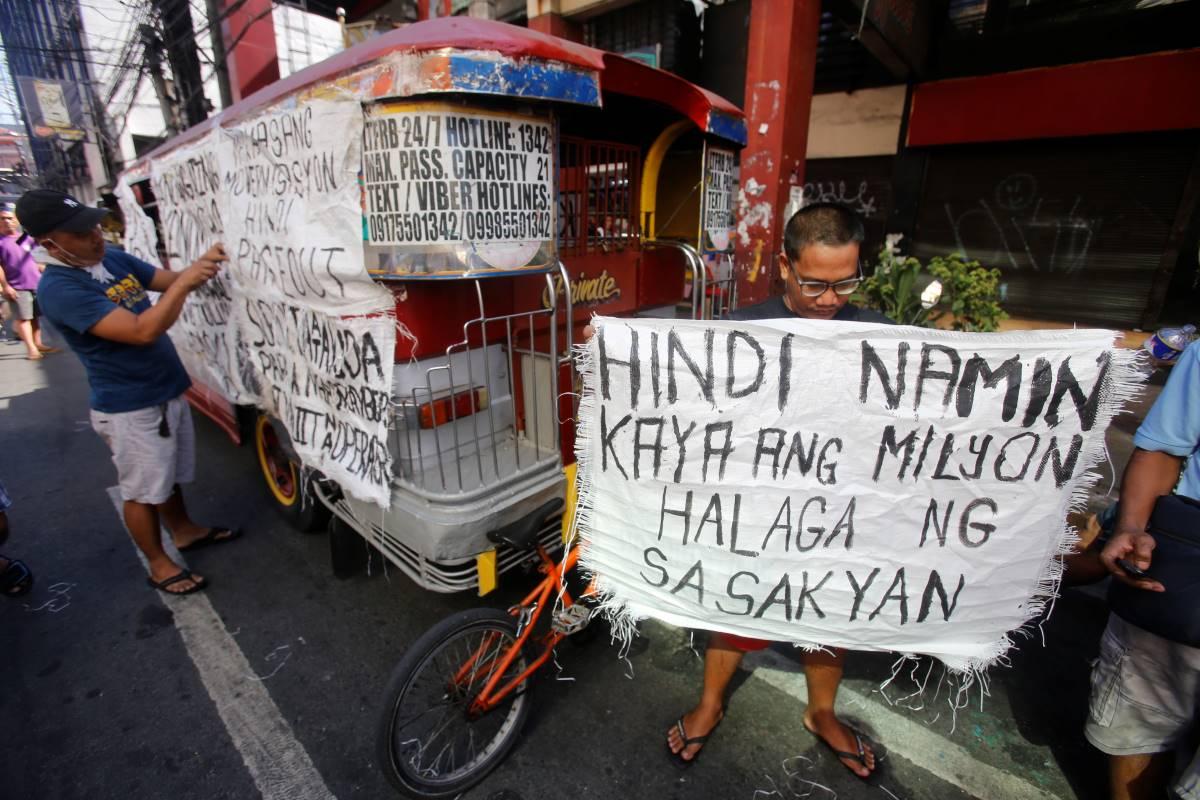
<box><xmin>559</xmin><ymin>136</ymin><xmax>641</xmax><ymax>256</ymax></box>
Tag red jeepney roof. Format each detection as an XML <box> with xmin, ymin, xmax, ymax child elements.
<box><xmin>138</xmin><ymin>18</ymin><xmax>745</xmax><ymax>163</ymax></box>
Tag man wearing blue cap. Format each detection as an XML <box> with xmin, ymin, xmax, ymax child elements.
<box><xmin>16</xmin><ymin>188</ymin><xmax>238</xmax><ymax>596</ymax></box>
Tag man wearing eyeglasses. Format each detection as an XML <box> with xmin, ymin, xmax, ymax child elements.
<box><xmin>724</xmin><ymin>202</ymin><xmax>890</xmax><ymax>324</ymax></box>
<box><xmin>667</xmin><ymin>203</ymin><xmax>893</xmax><ymax>775</ymax></box>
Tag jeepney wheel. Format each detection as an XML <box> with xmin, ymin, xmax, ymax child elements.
<box><xmin>253</xmin><ymin>414</ymin><xmax>329</xmax><ymax>533</ymax></box>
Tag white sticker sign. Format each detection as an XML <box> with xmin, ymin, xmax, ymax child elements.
<box><xmin>362</xmin><ymin>105</ymin><xmax>554</xmax><ymax>269</ymax></box>
<box><xmin>702</xmin><ymin>147</ymin><xmax>735</xmax><ymax>252</ymax></box>
<box><xmin>575</xmin><ymin>317</ymin><xmax>1142</xmax><ymax>673</ymax></box>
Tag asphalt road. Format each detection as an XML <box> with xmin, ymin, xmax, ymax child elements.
<box><xmin>0</xmin><ymin>335</ymin><xmax>1157</xmax><ymax>800</ymax></box>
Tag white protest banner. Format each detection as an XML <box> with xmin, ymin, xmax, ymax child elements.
<box><xmin>575</xmin><ymin>317</ymin><xmax>1142</xmax><ymax>673</ymax></box>
<box><xmin>223</xmin><ymin>95</ymin><xmax>397</xmax><ymax>507</ymax></box>
<box><xmin>238</xmin><ymin>299</ymin><xmax>396</xmax><ymax>506</ymax></box>
<box><xmin>701</xmin><ymin>147</ymin><xmax>735</xmax><ymax>252</ymax></box>
<box><xmin>362</xmin><ymin>103</ymin><xmax>555</xmax><ymax>272</ymax></box>
<box><xmin>150</xmin><ymin>132</ymin><xmax>251</xmax><ymax>402</ymax></box>
<box><xmin>114</xmin><ymin>179</ymin><xmax>161</xmax><ymax>268</ymax></box>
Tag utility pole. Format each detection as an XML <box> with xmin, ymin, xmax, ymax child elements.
<box><xmin>140</xmin><ymin>24</ymin><xmax>182</xmax><ymax>137</ymax></box>
<box><xmin>151</xmin><ymin>0</ymin><xmax>209</xmax><ymax>127</ymax></box>
<box><xmin>204</xmin><ymin>0</ymin><xmax>234</xmax><ymax>108</ymax></box>
<box><xmin>83</xmin><ymin>79</ymin><xmax>123</xmax><ymax>187</ymax></box>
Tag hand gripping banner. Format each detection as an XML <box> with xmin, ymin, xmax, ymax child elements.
<box><xmin>573</xmin><ymin>317</ymin><xmax>1143</xmax><ymax>673</ymax></box>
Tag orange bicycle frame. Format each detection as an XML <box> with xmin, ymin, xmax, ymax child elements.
<box><xmin>461</xmin><ymin>543</ymin><xmax>586</xmax><ymax>716</ymax></box>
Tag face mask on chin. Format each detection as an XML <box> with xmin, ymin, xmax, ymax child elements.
<box><xmin>37</xmin><ymin>243</ymin><xmax>115</xmax><ymax>283</ymax></box>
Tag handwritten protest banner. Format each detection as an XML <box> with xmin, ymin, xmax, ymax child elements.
<box><xmin>362</xmin><ymin>103</ymin><xmax>555</xmax><ymax>273</ymax></box>
<box><xmin>150</xmin><ymin>132</ymin><xmax>251</xmax><ymax>402</ymax></box>
<box><xmin>574</xmin><ymin>317</ymin><xmax>1142</xmax><ymax>672</ymax></box>
<box><xmin>222</xmin><ymin>95</ymin><xmax>397</xmax><ymax>507</ymax></box>
<box><xmin>113</xmin><ymin>179</ymin><xmax>161</xmax><ymax>269</ymax></box>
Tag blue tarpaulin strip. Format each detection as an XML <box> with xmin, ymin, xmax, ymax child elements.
<box><xmin>707</xmin><ymin>110</ymin><xmax>748</xmax><ymax>146</ymax></box>
<box><xmin>448</xmin><ymin>55</ymin><xmax>601</xmax><ymax>107</ymax></box>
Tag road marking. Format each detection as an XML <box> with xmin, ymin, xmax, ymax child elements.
<box><xmin>742</xmin><ymin>646</ymin><xmax>1061</xmax><ymax>800</ymax></box>
<box><xmin>108</xmin><ymin>488</ymin><xmax>336</xmax><ymax>800</ymax></box>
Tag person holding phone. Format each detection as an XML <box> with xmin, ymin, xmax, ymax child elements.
<box><xmin>1087</xmin><ymin>339</ymin><xmax>1200</xmax><ymax>800</ymax></box>
<box><xmin>15</xmin><ymin>189</ymin><xmax>238</xmax><ymax>597</ymax></box>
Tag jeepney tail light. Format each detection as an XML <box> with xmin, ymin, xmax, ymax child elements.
<box><xmin>419</xmin><ymin>388</ymin><xmax>489</xmax><ymax>429</ymax></box>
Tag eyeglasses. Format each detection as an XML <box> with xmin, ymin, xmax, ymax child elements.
<box><xmin>788</xmin><ymin>265</ymin><xmax>864</xmax><ymax>298</ymax></box>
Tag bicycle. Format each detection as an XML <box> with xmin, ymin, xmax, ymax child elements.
<box><xmin>375</xmin><ymin>498</ymin><xmax>596</xmax><ymax>798</ymax></box>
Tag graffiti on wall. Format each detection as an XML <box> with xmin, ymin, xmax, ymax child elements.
<box><xmin>944</xmin><ymin>173</ymin><xmax>1102</xmax><ymax>274</ymax></box>
<box><xmin>802</xmin><ymin>179</ymin><xmax>879</xmax><ymax>218</ymax></box>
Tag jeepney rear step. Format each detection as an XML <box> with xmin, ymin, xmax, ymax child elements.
<box><xmin>331</xmin><ymin>497</ymin><xmax>563</xmax><ymax>593</ymax></box>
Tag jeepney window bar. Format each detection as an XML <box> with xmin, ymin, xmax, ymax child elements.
<box><xmin>559</xmin><ymin>136</ymin><xmax>641</xmax><ymax>257</ymax></box>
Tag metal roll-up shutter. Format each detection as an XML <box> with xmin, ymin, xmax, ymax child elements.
<box><xmin>911</xmin><ymin>131</ymin><xmax>1197</xmax><ymax>328</ymax></box>
<box><xmin>804</xmin><ymin>156</ymin><xmax>895</xmax><ymax>260</ymax></box>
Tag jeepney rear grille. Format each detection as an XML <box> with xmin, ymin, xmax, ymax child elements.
<box><xmin>354</xmin><ymin>508</ymin><xmax>564</xmax><ymax>594</ymax></box>
<box><xmin>389</xmin><ymin>272</ymin><xmax>567</xmax><ymax>496</ymax></box>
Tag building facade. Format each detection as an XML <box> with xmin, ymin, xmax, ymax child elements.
<box><xmin>353</xmin><ymin>0</ymin><xmax>1199</xmax><ymax>329</ymax></box>
<box><xmin>0</xmin><ymin>0</ymin><xmax>110</xmax><ymax>199</ymax></box>
<box><xmin>512</xmin><ymin>0</ymin><xmax>1200</xmax><ymax>329</ymax></box>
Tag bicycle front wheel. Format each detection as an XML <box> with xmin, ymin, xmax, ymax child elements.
<box><xmin>376</xmin><ymin>608</ymin><xmax>533</xmax><ymax>798</ymax></box>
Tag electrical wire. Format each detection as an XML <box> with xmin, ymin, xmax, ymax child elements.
<box><xmin>150</xmin><ymin>0</ymin><xmax>279</xmax><ymax>138</ymax></box>
<box><xmin>7</xmin><ymin>0</ymin><xmax>336</xmax><ymax>176</ymax></box>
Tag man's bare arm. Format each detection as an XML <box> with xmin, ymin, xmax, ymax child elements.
<box><xmin>147</xmin><ymin>266</ymin><xmax>183</xmax><ymax>292</ymax></box>
<box><xmin>1099</xmin><ymin>448</ymin><xmax>1184</xmax><ymax>592</ymax></box>
<box><xmin>89</xmin><ymin>244</ymin><xmax>226</xmax><ymax>345</ymax></box>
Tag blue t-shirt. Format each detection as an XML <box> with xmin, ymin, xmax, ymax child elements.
<box><xmin>1134</xmin><ymin>339</ymin><xmax>1200</xmax><ymax>502</ymax></box>
<box><xmin>38</xmin><ymin>247</ymin><xmax>191</xmax><ymax>413</ymax></box>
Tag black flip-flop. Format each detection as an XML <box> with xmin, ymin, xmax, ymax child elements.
<box><xmin>178</xmin><ymin>527</ymin><xmax>241</xmax><ymax>552</ymax></box>
<box><xmin>667</xmin><ymin>715</ymin><xmax>722</xmax><ymax>768</ymax></box>
<box><xmin>0</xmin><ymin>558</ymin><xmax>33</xmax><ymax>597</ymax></box>
<box><xmin>803</xmin><ymin>719</ymin><xmax>874</xmax><ymax>778</ymax></box>
<box><xmin>148</xmin><ymin>569</ymin><xmax>207</xmax><ymax>595</ymax></box>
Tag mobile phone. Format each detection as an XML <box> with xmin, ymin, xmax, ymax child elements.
<box><xmin>1116</xmin><ymin>559</ymin><xmax>1149</xmax><ymax>579</ymax></box>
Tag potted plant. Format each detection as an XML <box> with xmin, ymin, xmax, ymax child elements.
<box><xmin>854</xmin><ymin>235</ymin><xmax>1006</xmax><ymax>332</ymax></box>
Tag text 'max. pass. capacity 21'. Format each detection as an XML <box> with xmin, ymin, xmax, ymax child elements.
<box><xmin>362</xmin><ymin>102</ymin><xmax>556</xmax><ymax>275</ymax></box>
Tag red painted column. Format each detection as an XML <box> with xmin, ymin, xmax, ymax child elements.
<box><xmin>219</xmin><ymin>0</ymin><xmax>280</xmax><ymax>103</ymax></box>
<box><xmin>528</xmin><ymin>13</ymin><xmax>582</xmax><ymax>42</ymax></box>
<box><xmin>733</xmin><ymin>0</ymin><xmax>821</xmax><ymax>305</ymax></box>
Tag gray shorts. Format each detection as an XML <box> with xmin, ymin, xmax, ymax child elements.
<box><xmin>1086</xmin><ymin>614</ymin><xmax>1200</xmax><ymax>799</ymax></box>
<box><xmin>90</xmin><ymin>396</ymin><xmax>196</xmax><ymax>505</ymax></box>
<box><xmin>10</xmin><ymin>290</ymin><xmax>37</xmax><ymax>321</ymax></box>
